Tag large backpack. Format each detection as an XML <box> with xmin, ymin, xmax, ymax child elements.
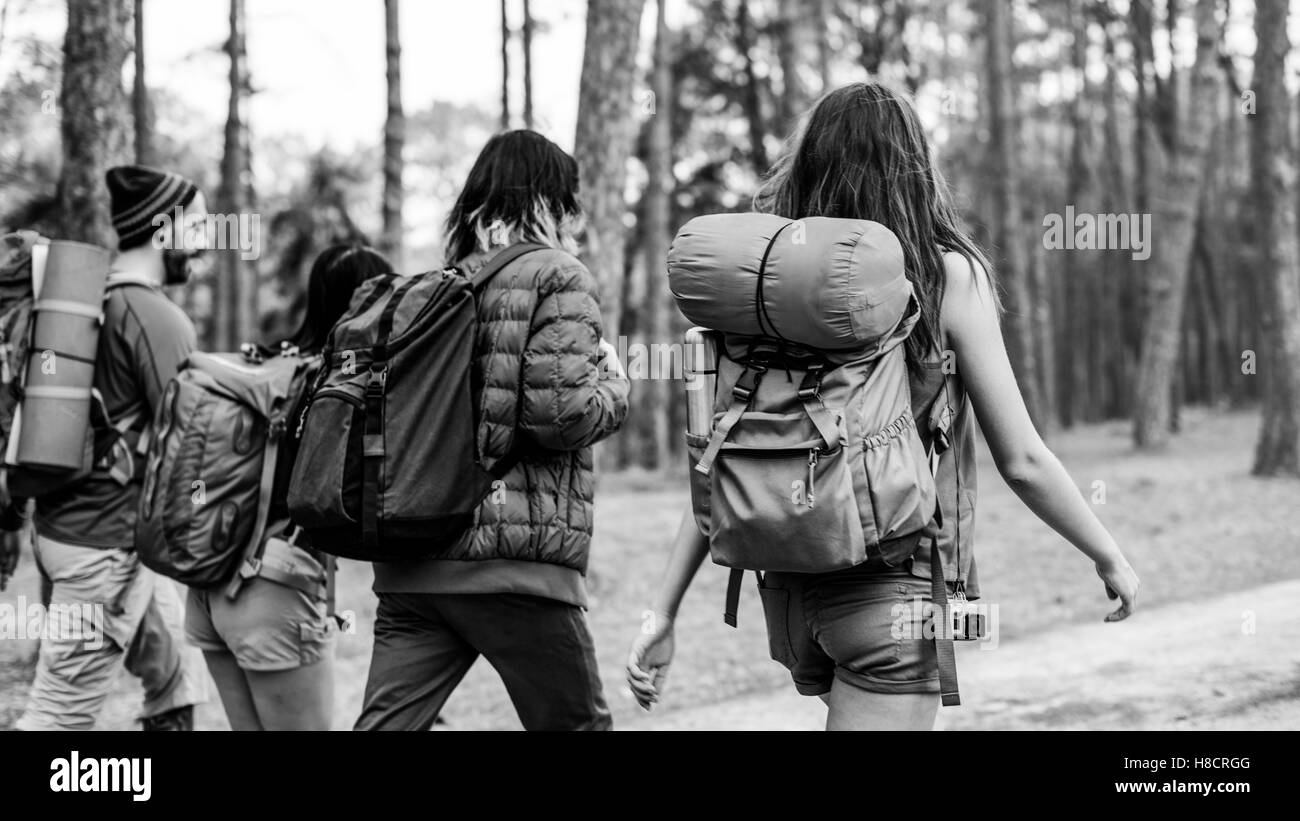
<box><xmin>2</xmin><ymin>236</ymin><xmax>154</xmax><ymax>501</ymax></box>
<box><xmin>287</xmin><ymin>243</ymin><xmax>544</xmax><ymax>561</ymax></box>
<box><xmin>137</xmin><ymin>347</ymin><xmax>317</xmax><ymax>590</ymax></box>
<box><xmin>0</xmin><ymin>232</ymin><xmax>41</xmax><ymax>456</ymax></box>
<box><xmin>670</xmin><ymin>213</ymin><xmax>961</xmax><ymax>705</ymax></box>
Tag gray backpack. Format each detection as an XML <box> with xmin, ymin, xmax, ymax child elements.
<box><xmin>287</xmin><ymin>244</ymin><xmax>544</xmax><ymax>561</ymax></box>
<box><xmin>137</xmin><ymin>348</ymin><xmax>317</xmax><ymax>590</ymax></box>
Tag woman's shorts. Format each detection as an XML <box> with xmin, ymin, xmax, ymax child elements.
<box><xmin>185</xmin><ymin>546</ymin><xmax>336</xmax><ymax>672</ymax></box>
<box><xmin>757</xmin><ymin>562</ymin><xmax>941</xmax><ymax>697</ymax></box>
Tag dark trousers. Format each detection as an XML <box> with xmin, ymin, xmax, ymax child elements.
<box><xmin>354</xmin><ymin>592</ymin><xmax>612</xmax><ymax>731</ymax></box>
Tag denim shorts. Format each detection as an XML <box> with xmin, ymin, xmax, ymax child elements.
<box><xmin>757</xmin><ymin>561</ymin><xmax>941</xmax><ymax>697</ymax></box>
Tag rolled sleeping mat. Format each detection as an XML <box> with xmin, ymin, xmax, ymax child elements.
<box><xmin>667</xmin><ymin>213</ymin><xmax>913</xmax><ymax>352</ymax></box>
<box><xmin>16</xmin><ymin>240</ymin><xmax>112</xmax><ymax>470</ymax></box>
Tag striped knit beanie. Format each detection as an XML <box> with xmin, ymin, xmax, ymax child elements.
<box><xmin>105</xmin><ymin>165</ymin><xmax>200</xmax><ymax>250</ymax></box>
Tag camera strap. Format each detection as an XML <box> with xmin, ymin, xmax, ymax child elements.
<box><xmin>926</xmin><ymin>438</ymin><xmax>960</xmax><ymax>707</ymax></box>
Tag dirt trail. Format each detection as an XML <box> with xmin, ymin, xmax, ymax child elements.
<box><xmin>621</xmin><ymin>579</ymin><xmax>1300</xmax><ymax>730</ymax></box>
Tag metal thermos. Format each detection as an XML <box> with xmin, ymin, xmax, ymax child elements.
<box><xmin>683</xmin><ymin>327</ymin><xmax>718</xmax><ymax>437</ymax></box>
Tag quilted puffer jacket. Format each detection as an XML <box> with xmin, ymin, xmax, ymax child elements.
<box><xmin>371</xmin><ymin>246</ymin><xmax>630</xmax><ymax>607</ymax></box>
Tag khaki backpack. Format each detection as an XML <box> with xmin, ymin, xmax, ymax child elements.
<box><xmin>671</xmin><ymin>213</ymin><xmax>961</xmax><ymax>705</ymax></box>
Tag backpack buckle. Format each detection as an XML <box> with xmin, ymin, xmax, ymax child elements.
<box><xmin>731</xmin><ymin>366</ymin><xmax>763</xmax><ymax>402</ymax></box>
<box><xmin>797</xmin><ymin>365</ymin><xmax>824</xmax><ymax>400</ymax></box>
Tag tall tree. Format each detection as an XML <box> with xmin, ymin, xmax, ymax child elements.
<box><xmin>1099</xmin><ymin>21</ymin><xmax>1131</xmax><ymax>419</ymax></box>
<box><xmin>1131</xmin><ymin>0</ymin><xmax>1221</xmax><ymax>448</ymax></box>
<box><xmin>573</xmin><ymin>0</ymin><xmax>647</xmax><ymax>339</ymax></box>
<box><xmin>131</xmin><ymin>0</ymin><xmax>152</xmax><ymax>166</ymax></box>
<box><xmin>1059</xmin><ymin>0</ymin><xmax>1091</xmax><ymax>426</ymax></box>
<box><xmin>0</xmin><ymin>0</ymin><xmax>11</xmax><ymax>61</ymax></box>
<box><xmin>637</xmin><ymin>0</ymin><xmax>672</xmax><ymax>470</ymax></box>
<box><xmin>57</xmin><ymin>0</ymin><xmax>132</xmax><ymax>246</ymax></box>
<box><xmin>500</xmin><ymin>0</ymin><xmax>510</xmax><ymax>130</ymax></box>
<box><xmin>217</xmin><ymin>0</ymin><xmax>255</xmax><ymax>349</ymax></box>
<box><xmin>522</xmin><ymin>0</ymin><xmax>534</xmax><ymax>130</ymax></box>
<box><xmin>813</xmin><ymin>0</ymin><xmax>831</xmax><ymax>94</ymax></box>
<box><xmin>1129</xmin><ymin>0</ymin><xmax>1156</xmax><ymax>215</ymax></box>
<box><xmin>1249</xmin><ymin>0</ymin><xmax>1300</xmax><ymax>476</ymax></box>
<box><xmin>735</xmin><ymin>0</ymin><xmax>769</xmax><ymax>174</ymax></box>
<box><xmin>381</xmin><ymin>0</ymin><xmax>405</xmax><ymax>268</ymax></box>
<box><xmin>775</xmin><ymin>0</ymin><xmax>811</xmax><ymax>132</ymax></box>
<box><xmin>983</xmin><ymin>0</ymin><xmax>1044</xmax><ymax>428</ymax></box>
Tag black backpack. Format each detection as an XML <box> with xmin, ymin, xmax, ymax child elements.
<box><xmin>287</xmin><ymin>244</ymin><xmax>543</xmax><ymax>561</ymax></box>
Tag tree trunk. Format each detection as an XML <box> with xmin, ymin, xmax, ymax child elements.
<box><xmin>0</xmin><ymin>0</ymin><xmax>11</xmax><ymax>62</ymax></box>
<box><xmin>57</xmin><ymin>0</ymin><xmax>132</xmax><ymax>247</ymax></box>
<box><xmin>1131</xmin><ymin>0</ymin><xmax>1221</xmax><ymax>448</ymax></box>
<box><xmin>636</xmin><ymin>0</ymin><xmax>672</xmax><ymax>470</ymax></box>
<box><xmin>1129</xmin><ymin>0</ymin><xmax>1155</xmax><ymax>216</ymax></box>
<box><xmin>500</xmin><ymin>0</ymin><xmax>510</xmax><ymax>130</ymax></box>
<box><xmin>1249</xmin><ymin>0</ymin><xmax>1300</xmax><ymax>476</ymax></box>
<box><xmin>573</xmin><ymin>0</ymin><xmax>647</xmax><ymax>340</ymax></box>
<box><xmin>776</xmin><ymin>0</ymin><xmax>811</xmax><ymax>132</ymax></box>
<box><xmin>1101</xmin><ymin>25</ymin><xmax>1130</xmax><ymax>419</ymax></box>
<box><xmin>522</xmin><ymin>0</ymin><xmax>533</xmax><ymax>130</ymax></box>
<box><xmin>131</xmin><ymin>0</ymin><xmax>152</xmax><ymax>166</ymax></box>
<box><xmin>381</xmin><ymin>0</ymin><xmax>405</xmax><ymax>268</ymax></box>
<box><xmin>735</xmin><ymin>0</ymin><xmax>768</xmax><ymax>174</ymax></box>
<box><xmin>1060</xmin><ymin>0</ymin><xmax>1090</xmax><ymax>427</ymax></box>
<box><xmin>814</xmin><ymin>0</ymin><xmax>831</xmax><ymax>94</ymax></box>
<box><xmin>983</xmin><ymin>0</ymin><xmax>1044</xmax><ymax>429</ymax></box>
<box><xmin>217</xmin><ymin>0</ymin><xmax>255</xmax><ymax>349</ymax></box>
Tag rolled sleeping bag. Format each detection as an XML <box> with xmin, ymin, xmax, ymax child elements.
<box><xmin>667</xmin><ymin>213</ymin><xmax>913</xmax><ymax>352</ymax></box>
<box><xmin>16</xmin><ymin>240</ymin><xmax>112</xmax><ymax>471</ymax></box>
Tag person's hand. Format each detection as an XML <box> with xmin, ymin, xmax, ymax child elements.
<box><xmin>1095</xmin><ymin>555</ymin><xmax>1139</xmax><ymax>622</ymax></box>
<box><xmin>626</xmin><ymin>610</ymin><xmax>675</xmax><ymax>710</ymax></box>
<box><xmin>596</xmin><ymin>338</ymin><xmax>625</xmax><ymax>381</ymax></box>
<box><xmin>0</xmin><ymin>525</ymin><xmax>28</xmax><ymax>592</ymax></box>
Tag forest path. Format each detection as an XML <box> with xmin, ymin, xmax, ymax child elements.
<box><xmin>620</xmin><ymin>578</ymin><xmax>1300</xmax><ymax>730</ymax></box>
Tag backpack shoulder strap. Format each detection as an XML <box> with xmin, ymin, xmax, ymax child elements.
<box><xmin>469</xmin><ymin>243</ymin><xmax>549</xmax><ymax>291</ymax></box>
<box><xmin>104</xmin><ymin>274</ymin><xmax>159</xmax><ymax>293</ymax></box>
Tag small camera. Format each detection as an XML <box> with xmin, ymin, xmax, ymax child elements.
<box><xmin>950</xmin><ymin>601</ymin><xmax>988</xmax><ymax>641</ymax></box>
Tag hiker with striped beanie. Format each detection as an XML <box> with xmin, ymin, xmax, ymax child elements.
<box><xmin>13</xmin><ymin>165</ymin><xmax>211</xmax><ymax>731</ymax></box>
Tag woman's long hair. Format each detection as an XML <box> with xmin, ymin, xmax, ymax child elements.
<box><xmin>443</xmin><ymin>129</ymin><xmax>584</xmax><ymax>265</ymax></box>
<box><xmin>286</xmin><ymin>243</ymin><xmax>391</xmax><ymax>353</ymax></box>
<box><xmin>754</xmin><ymin>82</ymin><xmax>998</xmax><ymax>366</ymax></box>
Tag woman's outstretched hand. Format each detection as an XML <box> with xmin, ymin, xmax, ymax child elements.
<box><xmin>1095</xmin><ymin>556</ymin><xmax>1139</xmax><ymax>622</ymax></box>
<box><xmin>626</xmin><ymin>611</ymin><xmax>675</xmax><ymax>710</ymax></box>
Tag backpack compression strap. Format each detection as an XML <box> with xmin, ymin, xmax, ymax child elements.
<box><xmin>225</xmin><ymin>411</ymin><xmax>286</xmax><ymax>600</ymax></box>
<box><xmin>361</xmin><ymin>276</ymin><xmax>421</xmax><ymax>554</ymax></box>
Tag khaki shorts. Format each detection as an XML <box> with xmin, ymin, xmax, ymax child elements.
<box><xmin>758</xmin><ymin>563</ymin><xmax>942</xmax><ymax>697</ymax></box>
<box><xmin>185</xmin><ymin>545</ymin><xmax>336</xmax><ymax>672</ymax></box>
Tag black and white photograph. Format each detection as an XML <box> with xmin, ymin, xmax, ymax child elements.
<box><xmin>0</xmin><ymin>0</ymin><xmax>1293</xmax><ymax>804</ymax></box>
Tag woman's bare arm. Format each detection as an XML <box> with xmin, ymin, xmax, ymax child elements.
<box><xmin>942</xmin><ymin>252</ymin><xmax>1139</xmax><ymax>619</ymax></box>
<box><xmin>650</xmin><ymin>510</ymin><xmax>711</xmax><ymax>619</ymax></box>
